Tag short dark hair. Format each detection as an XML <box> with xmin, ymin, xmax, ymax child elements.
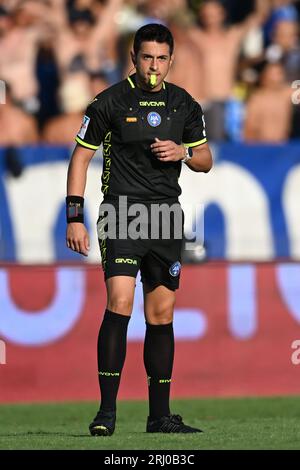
<box><xmin>133</xmin><ymin>23</ymin><xmax>174</xmax><ymax>56</ymax></box>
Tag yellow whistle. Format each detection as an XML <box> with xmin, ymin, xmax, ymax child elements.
<box><xmin>150</xmin><ymin>74</ymin><xmax>157</xmax><ymax>87</ymax></box>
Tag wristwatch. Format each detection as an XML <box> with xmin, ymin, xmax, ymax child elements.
<box><xmin>182</xmin><ymin>146</ymin><xmax>193</xmax><ymax>163</ymax></box>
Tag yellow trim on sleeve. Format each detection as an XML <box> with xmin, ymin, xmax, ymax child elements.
<box><xmin>75</xmin><ymin>136</ymin><xmax>100</xmax><ymax>150</ymax></box>
<box><xmin>127</xmin><ymin>76</ymin><xmax>135</xmax><ymax>88</ymax></box>
<box><xmin>183</xmin><ymin>138</ymin><xmax>207</xmax><ymax>148</ymax></box>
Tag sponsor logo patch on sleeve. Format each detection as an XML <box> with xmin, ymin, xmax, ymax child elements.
<box><xmin>77</xmin><ymin>115</ymin><xmax>90</xmax><ymax>139</ymax></box>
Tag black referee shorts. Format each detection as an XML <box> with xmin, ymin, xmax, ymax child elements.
<box><xmin>97</xmin><ymin>198</ymin><xmax>184</xmax><ymax>291</ymax></box>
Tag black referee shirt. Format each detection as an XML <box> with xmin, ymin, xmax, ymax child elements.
<box><xmin>75</xmin><ymin>74</ymin><xmax>207</xmax><ymax>201</ymax></box>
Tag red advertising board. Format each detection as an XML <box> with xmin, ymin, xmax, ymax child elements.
<box><xmin>0</xmin><ymin>263</ymin><xmax>300</xmax><ymax>402</ymax></box>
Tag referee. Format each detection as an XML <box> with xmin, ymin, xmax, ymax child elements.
<box><xmin>66</xmin><ymin>23</ymin><xmax>212</xmax><ymax>436</ymax></box>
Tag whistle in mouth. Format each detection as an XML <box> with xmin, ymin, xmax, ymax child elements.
<box><xmin>149</xmin><ymin>74</ymin><xmax>157</xmax><ymax>87</ymax></box>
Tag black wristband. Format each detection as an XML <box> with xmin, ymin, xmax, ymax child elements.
<box><xmin>66</xmin><ymin>195</ymin><xmax>84</xmax><ymax>223</ymax></box>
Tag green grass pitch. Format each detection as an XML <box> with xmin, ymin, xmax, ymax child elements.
<box><xmin>0</xmin><ymin>396</ymin><xmax>300</xmax><ymax>450</ymax></box>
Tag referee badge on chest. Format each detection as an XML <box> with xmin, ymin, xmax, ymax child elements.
<box><xmin>147</xmin><ymin>111</ymin><xmax>161</xmax><ymax>127</ymax></box>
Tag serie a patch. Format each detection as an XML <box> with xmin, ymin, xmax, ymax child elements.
<box><xmin>78</xmin><ymin>115</ymin><xmax>90</xmax><ymax>139</ymax></box>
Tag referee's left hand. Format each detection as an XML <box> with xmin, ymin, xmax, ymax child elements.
<box><xmin>150</xmin><ymin>138</ymin><xmax>185</xmax><ymax>162</ymax></box>
<box><xmin>66</xmin><ymin>222</ymin><xmax>90</xmax><ymax>257</ymax></box>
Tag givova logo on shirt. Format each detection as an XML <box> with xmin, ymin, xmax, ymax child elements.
<box><xmin>140</xmin><ymin>101</ymin><xmax>165</xmax><ymax>106</ymax></box>
<box><xmin>78</xmin><ymin>115</ymin><xmax>90</xmax><ymax>139</ymax></box>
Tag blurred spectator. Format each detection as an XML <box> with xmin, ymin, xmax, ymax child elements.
<box><xmin>35</xmin><ymin>25</ymin><xmax>60</xmax><ymax>130</ymax></box>
<box><xmin>244</xmin><ymin>61</ymin><xmax>292</xmax><ymax>142</ymax></box>
<box><xmin>266</xmin><ymin>19</ymin><xmax>300</xmax><ymax>82</ymax></box>
<box><xmin>167</xmin><ymin>11</ymin><xmax>205</xmax><ymax>103</ymax></box>
<box><xmin>224</xmin><ymin>83</ymin><xmax>247</xmax><ymax>142</ymax></box>
<box><xmin>1</xmin><ymin>0</ymin><xmax>298</xmax><ymax>145</ymax></box>
<box><xmin>42</xmin><ymin>73</ymin><xmax>93</xmax><ymax>145</ymax></box>
<box><xmin>263</xmin><ymin>0</ymin><xmax>299</xmax><ymax>45</ymax></box>
<box><xmin>0</xmin><ymin>84</ymin><xmax>38</xmax><ymax>146</ymax></box>
<box><xmin>52</xmin><ymin>0</ymin><xmax>123</xmax><ymax>84</ymax></box>
<box><xmin>0</xmin><ymin>1</ymin><xmax>47</xmax><ymax>113</ymax></box>
<box><xmin>188</xmin><ymin>0</ymin><xmax>269</xmax><ymax>140</ymax></box>
<box><xmin>42</xmin><ymin>71</ymin><xmax>109</xmax><ymax>145</ymax></box>
<box><xmin>138</xmin><ymin>0</ymin><xmax>187</xmax><ymax>22</ymax></box>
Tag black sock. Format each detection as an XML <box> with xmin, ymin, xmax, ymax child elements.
<box><xmin>143</xmin><ymin>322</ymin><xmax>174</xmax><ymax>419</ymax></box>
<box><xmin>97</xmin><ymin>309</ymin><xmax>130</xmax><ymax>412</ymax></box>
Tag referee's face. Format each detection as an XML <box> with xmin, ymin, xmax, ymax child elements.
<box><xmin>133</xmin><ymin>41</ymin><xmax>173</xmax><ymax>92</ymax></box>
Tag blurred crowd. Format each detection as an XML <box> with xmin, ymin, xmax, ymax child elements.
<box><xmin>0</xmin><ymin>0</ymin><xmax>300</xmax><ymax>147</ymax></box>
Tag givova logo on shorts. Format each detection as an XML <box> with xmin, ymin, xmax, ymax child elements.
<box><xmin>115</xmin><ymin>258</ymin><xmax>137</xmax><ymax>265</ymax></box>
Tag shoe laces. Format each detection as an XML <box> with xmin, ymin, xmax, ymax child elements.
<box><xmin>169</xmin><ymin>414</ymin><xmax>183</xmax><ymax>424</ymax></box>
<box><xmin>161</xmin><ymin>414</ymin><xmax>185</xmax><ymax>432</ymax></box>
